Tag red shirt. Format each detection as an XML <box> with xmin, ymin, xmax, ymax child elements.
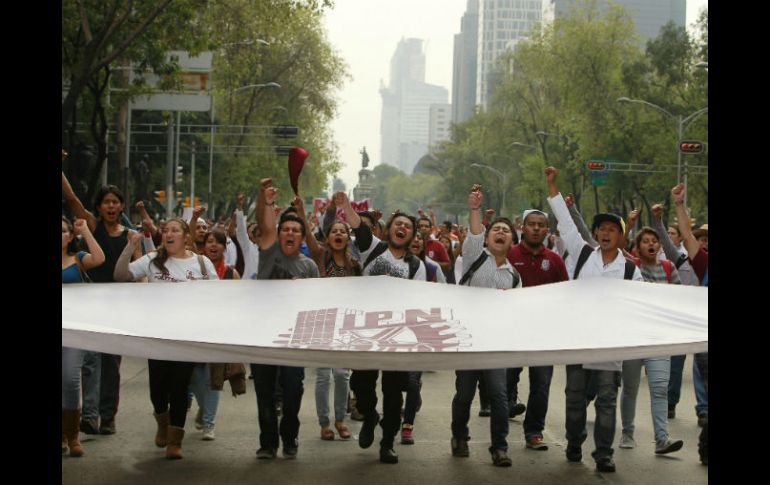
<box><xmin>426</xmin><ymin>239</ymin><xmax>450</xmax><ymax>264</ymax></box>
<box><xmin>507</xmin><ymin>243</ymin><xmax>569</xmax><ymax>287</ymax></box>
<box><xmin>690</xmin><ymin>247</ymin><xmax>708</xmax><ymax>282</ymax></box>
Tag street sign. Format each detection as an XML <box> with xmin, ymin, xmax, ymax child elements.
<box><xmin>131</xmin><ymin>51</ymin><xmax>213</xmax><ymax>112</ymax></box>
<box><xmin>590</xmin><ymin>177</ymin><xmax>607</xmax><ymax>186</ymax></box>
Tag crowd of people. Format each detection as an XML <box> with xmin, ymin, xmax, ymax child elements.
<box><xmin>62</xmin><ymin>155</ymin><xmax>708</xmax><ymax>472</ymax></box>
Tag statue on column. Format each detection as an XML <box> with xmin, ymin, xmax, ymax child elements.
<box><xmin>360</xmin><ymin>146</ymin><xmax>370</xmax><ymax>169</ymax></box>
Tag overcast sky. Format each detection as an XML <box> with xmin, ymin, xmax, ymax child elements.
<box><xmin>321</xmin><ymin>0</ymin><xmax>708</xmax><ymax>194</ymax></box>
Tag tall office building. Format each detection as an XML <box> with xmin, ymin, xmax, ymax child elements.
<box><xmin>452</xmin><ymin>0</ymin><xmax>479</xmax><ymax>124</ymax></box>
<box><xmin>428</xmin><ymin>103</ymin><xmax>452</xmax><ymax>154</ymax></box>
<box><xmin>380</xmin><ymin>38</ymin><xmax>449</xmax><ymax>174</ymax></box>
<box><xmin>476</xmin><ymin>0</ymin><xmax>543</xmax><ymax>109</ymax></box>
<box><xmin>542</xmin><ymin>0</ymin><xmax>686</xmax><ymax>45</ymax></box>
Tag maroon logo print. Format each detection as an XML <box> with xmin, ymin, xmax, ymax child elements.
<box><xmin>273</xmin><ymin>307</ymin><xmax>470</xmax><ymax>352</ymax></box>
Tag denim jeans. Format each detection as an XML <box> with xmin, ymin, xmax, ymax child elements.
<box><xmin>62</xmin><ymin>347</ymin><xmax>85</xmax><ymax>410</ymax></box>
<box><xmin>452</xmin><ymin>369</ymin><xmax>509</xmax><ymax>451</ymax></box>
<box><xmin>621</xmin><ymin>358</ymin><xmax>670</xmax><ymax>442</ymax></box>
<box><xmin>350</xmin><ymin>370</ymin><xmax>408</xmax><ymax>446</ymax></box>
<box><xmin>315</xmin><ymin>368</ymin><xmax>350</xmax><ymax>427</ymax></box>
<box><xmin>403</xmin><ymin>372</ymin><xmax>422</xmax><ymax>425</ymax></box>
<box><xmin>81</xmin><ymin>352</ymin><xmax>122</xmax><ymax>423</ymax></box>
<box><xmin>565</xmin><ymin>365</ymin><xmax>620</xmax><ymax>460</ymax></box>
<box><xmin>668</xmin><ymin>354</ymin><xmax>708</xmax><ymax>416</ymax></box>
<box><xmin>148</xmin><ymin>359</ymin><xmax>195</xmax><ymax>428</ymax></box>
<box><xmin>251</xmin><ymin>364</ymin><xmax>304</xmax><ymax>449</ymax></box>
<box><xmin>694</xmin><ymin>353</ymin><xmax>708</xmax><ymax>460</ymax></box>
<box><xmin>507</xmin><ymin>366</ymin><xmax>554</xmax><ymax>438</ymax></box>
<box><xmin>189</xmin><ymin>363</ymin><xmax>221</xmax><ymax>428</ymax></box>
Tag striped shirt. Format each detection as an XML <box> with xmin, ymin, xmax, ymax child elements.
<box><xmin>461</xmin><ymin>231</ymin><xmax>522</xmax><ymax>289</ymax></box>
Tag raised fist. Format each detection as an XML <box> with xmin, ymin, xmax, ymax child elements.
<box><xmin>544</xmin><ymin>166</ymin><xmax>558</xmax><ymax>183</ymax></box>
<box><xmin>651</xmin><ymin>203</ymin><xmax>664</xmax><ymax>219</ymax></box>
<box><xmin>73</xmin><ymin>219</ymin><xmax>88</xmax><ymax>235</ymax></box>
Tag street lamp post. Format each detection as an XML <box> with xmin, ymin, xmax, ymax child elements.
<box><xmin>470</xmin><ymin>162</ymin><xmax>507</xmax><ymax>216</ymax></box>
<box><xmin>617</xmin><ymin>97</ymin><xmax>708</xmax><ymax>207</ymax></box>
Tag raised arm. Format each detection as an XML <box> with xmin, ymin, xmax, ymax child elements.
<box><xmin>545</xmin><ymin>166</ymin><xmax>589</xmax><ymax>257</ymax></box>
<box><xmin>322</xmin><ymin>198</ymin><xmax>336</xmax><ymax>233</ymax></box>
<box><xmin>257</xmin><ymin>183</ymin><xmax>279</xmax><ymax>250</ymax></box>
<box><xmin>671</xmin><ymin>183</ymin><xmax>699</xmax><ymax>258</ymax></box>
<box><xmin>468</xmin><ymin>184</ymin><xmax>484</xmax><ymax>235</ymax></box>
<box><xmin>565</xmin><ymin>193</ymin><xmax>596</xmax><ymax>247</ymax></box>
<box><xmin>335</xmin><ymin>191</ymin><xmax>361</xmax><ymax>229</ymax></box>
<box><xmin>293</xmin><ymin>194</ymin><xmax>322</xmax><ymax>260</ymax></box>
<box><xmin>113</xmin><ymin>232</ymin><xmax>143</xmax><ymax>282</ymax></box>
<box><xmin>73</xmin><ymin>219</ymin><xmax>105</xmax><ymax>269</ymax></box>
<box><xmin>61</xmin><ymin>158</ymin><xmax>98</xmax><ymax>231</ymax></box>
<box><xmin>651</xmin><ymin>204</ymin><xmax>681</xmax><ymax>261</ymax></box>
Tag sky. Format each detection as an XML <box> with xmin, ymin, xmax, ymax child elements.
<box><xmin>321</xmin><ymin>0</ymin><xmax>708</xmax><ymax>194</ymax></box>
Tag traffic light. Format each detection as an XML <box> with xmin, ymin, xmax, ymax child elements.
<box><xmin>176</xmin><ymin>165</ymin><xmax>184</xmax><ymax>183</ymax></box>
<box><xmin>679</xmin><ymin>141</ymin><xmax>704</xmax><ymax>154</ymax></box>
<box><xmin>272</xmin><ymin>125</ymin><xmax>299</xmax><ymax>138</ymax></box>
<box><xmin>154</xmin><ymin>190</ymin><xmax>166</xmax><ymax>203</ymax></box>
<box><xmin>586</xmin><ymin>161</ymin><xmax>606</xmax><ymax>170</ymax></box>
<box><xmin>183</xmin><ymin>196</ymin><xmax>200</xmax><ymax>208</ymax></box>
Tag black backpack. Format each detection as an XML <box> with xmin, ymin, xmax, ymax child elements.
<box><xmin>363</xmin><ymin>242</ymin><xmax>421</xmax><ymax>280</ymax></box>
<box><xmin>458</xmin><ymin>252</ymin><xmax>520</xmax><ymax>288</ymax></box>
<box><xmin>573</xmin><ymin>244</ymin><xmax>635</xmax><ymax>280</ymax></box>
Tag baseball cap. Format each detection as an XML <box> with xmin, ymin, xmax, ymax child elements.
<box><xmin>592</xmin><ymin>213</ymin><xmax>625</xmax><ymax>234</ymax></box>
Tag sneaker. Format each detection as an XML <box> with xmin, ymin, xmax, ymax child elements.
<box><xmin>655</xmin><ymin>438</ymin><xmax>684</xmax><ymax>455</ymax></box>
<box><xmin>667</xmin><ymin>405</ymin><xmax>676</xmax><ymax>419</ymax></box>
<box><xmin>358</xmin><ymin>412</ymin><xmax>380</xmax><ymax>449</ymax></box>
<box><xmin>99</xmin><ymin>419</ymin><xmax>116</xmax><ymax>435</ymax></box>
<box><xmin>201</xmin><ymin>426</ymin><xmax>215</xmax><ymax>441</ymax></box>
<box><xmin>451</xmin><ymin>437</ymin><xmax>470</xmax><ymax>457</ymax></box>
<box><xmin>80</xmin><ymin>418</ymin><xmax>99</xmax><ymax>435</ymax></box>
<box><xmin>490</xmin><ymin>448</ymin><xmax>512</xmax><ymax>467</ymax></box>
<box><xmin>697</xmin><ymin>413</ymin><xmax>707</xmax><ymax>427</ymax></box>
<box><xmin>566</xmin><ymin>445</ymin><xmax>582</xmax><ymax>462</ymax></box>
<box><xmin>379</xmin><ymin>446</ymin><xmax>398</xmax><ymax>464</ymax></box>
<box><xmin>509</xmin><ymin>402</ymin><xmax>526</xmax><ymax>419</ymax></box>
<box><xmin>619</xmin><ymin>433</ymin><xmax>636</xmax><ymax>449</ymax></box>
<box><xmin>256</xmin><ymin>447</ymin><xmax>277</xmax><ymax>459</ymax></box>
<box><xmin>595</xmin><ymin>456</ymin><xmax>616</xmax><ymax>473</ymax></box>
<box><xmin>400</xmin><ymin>425</ymin><xmax>414</xmax><ymax>445</ymax></box>
<box><xmin>478</xmin><ymin>405</ymin><xmax>491</xmax><ymax>417</ymax></box>
<box><xmin>525</xmin><ymin>435</ymin><xmax>548</xmax><ymax>450</ymax></box>
<box><xmin>194</xmin><ymin>409</ymin><xmax>204</xmax><ymax>430</ymax></box>
<box><xmin>283</xmin><ymin>446</ymin><xmax>298</xmax><ymax>459</ymax></box>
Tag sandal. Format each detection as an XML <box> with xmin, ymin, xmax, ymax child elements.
<box><xmin>320</xmin><ymin>426</ymin><xmax>335</xmax><ymax>441</ymax></box>
<box><xmin>335</xmin><ymin>420</ymin><xmax>352</xmax><ymax>440</ymax></box>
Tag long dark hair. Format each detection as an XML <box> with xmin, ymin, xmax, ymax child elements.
<box><xmin>93</xmin><ymin>185</ymin><xmax>125</xmax><ymax>213</ymax></box>
<box><xmin>62</xmin><ymin>216</ymin><xmax>80</xmax><ymax>255</ymax></box>
<box><xmin>151</xmin><ymin>218</ymin><xmax>190</xmax><ymax>274</ymax></box>
<box><xmin>323</xmin><ymin>220</ymin><xmax>362</xmax><ymax>276</ymax></box>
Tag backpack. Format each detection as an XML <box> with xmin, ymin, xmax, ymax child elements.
<box><xmin>631</xmin><ymin>257</ymin><xmax>672</xmax><ymax>283</ymax></box>
<box><xmin>363</xmin><ymin>241</ymin><xmax>420</xmax><ymax>280</ymax></box>
<box><xmin>458</xmin><ymin>251</ymin><xmax>520</xmax><ymax>288</ymax></box>
<box><xmin>573</xmin><ymin>244</ymin><xmax>635</xmax><ymax>280</ymax></box>
<box><xmin>196</xmin><ymin>254</ymin><xmax>210</xmax><ymax>279</ymax></box>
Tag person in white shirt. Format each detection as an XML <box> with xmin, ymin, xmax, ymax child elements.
<box><xmin>545</xmin><ymin>166</ymin><xmax>641</xmax><ymax>474</ymax></box>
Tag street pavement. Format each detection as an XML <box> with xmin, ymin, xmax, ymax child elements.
<box><xmin>63</xmin><ymin>356</ymin><xmax>708</xmax><ymax>485</ymax></box>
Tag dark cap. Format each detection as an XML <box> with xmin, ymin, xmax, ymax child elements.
<box><xmin>592</xmin><ymin>213</ymin><xmax>625</xmax><ymax>233</ymax></box>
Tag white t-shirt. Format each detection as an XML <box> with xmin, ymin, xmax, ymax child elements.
<box><xmin>359</xmin><ymin>234</ymin><xmax>427</xmax><ymax>281</ymax></box>
<box><xmin>224</xmin><ymin>237</ymin><xmax>238</xmax><ymax>266</ymax></box>
<box><xmin>128</xmin><ymin>252</ymin><xmax>218</xmax><ymax>283</ymax></box>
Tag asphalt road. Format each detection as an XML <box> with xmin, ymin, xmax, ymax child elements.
<box><xmin>62</xmin><ymin>356</ymin><xmax>708</xmax><ymax>485</ymax></box>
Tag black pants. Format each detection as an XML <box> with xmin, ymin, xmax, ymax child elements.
<box><xmin>148</xmin><ymin>359</ymin><xmax>195</xmax><ymax>428</ymax></box>
<box><xmin>350</xmin><ymin>370</ymin><xmax>408</xmax><ymax>446</ymax></box>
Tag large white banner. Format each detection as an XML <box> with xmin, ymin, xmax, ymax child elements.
<box><xmin>62</xmin><ymin>276</ymin><xmax>707</xmax><ymax>370</ymax></box>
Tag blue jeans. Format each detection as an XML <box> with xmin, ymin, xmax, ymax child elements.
<box><xmin>189</xmin><ymin>364</ymin><xmax>221</xmax><ymax>428</ymax></box>
<box><xmin>507</xmin><ymin>366</ymin><xmax>554</xmax><ymax>439</ymax></box>
<box><xmin>565</xmin><ymin>365</ymin><xmax>620</xmax><ymax>460</ymax></box>
<box><xmin>693</xmin><ymin>358</ymin><xmax>708</xmax><ymax>416</ymax></box>
<box><xmin>315</xmin><ymin>368</ymin><xmax>350</xmax><ymax>427</ymax></box>
<box><xmin>81</xmin><ymin>352</ymin><xmax>122</xmax><ymax>423</ymax></box>
<box><xmin>62</xmin><ymin>347</ymin><xmax>85</xmax><ymax>410</ymax></box>
<box><xmin>251</xmin><ymin>364</ymin><xmax>304</xmax><ymax>449</ymax></box>
<box><xmin>403</xmin><ymin>372</ymin><xmax>422</xmax><ymax>425</ymax></box>
<box><xmin>621</xmin><ymin>358</ymin><xmax>670</xmax><ymax>442</ymax></box>
<box><xmin>452</xmin><ymin>369</ymin><xmax>509</xmax><ymax>451</ymax></box>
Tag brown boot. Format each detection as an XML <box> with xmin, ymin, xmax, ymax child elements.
<box><xmin>62</xmin><ymin>409</ymin><xmax>84</xmax><ymax>457</ymax></box>
<box><xmin>154</xmin><ymin>412</ymin><xmax>170</xmax><ymax>447</ymax></box>
<box><xmin>165</xmin><ymin>426</ymin><xmax>185</xmax><ymax>459</ymax></box>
